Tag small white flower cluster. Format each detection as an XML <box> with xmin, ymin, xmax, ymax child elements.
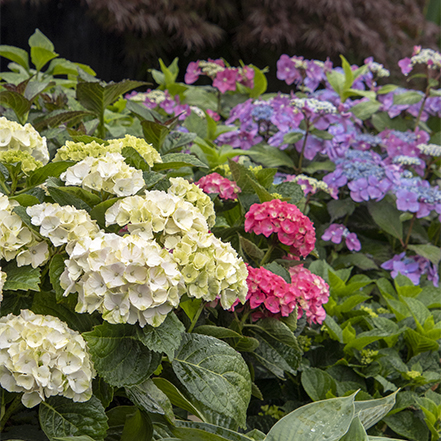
<box><xmin>367</xmin><ymin>61</ymin><xmax>390</xmax><ymax>78</ymax></box>
<box><xmin>417</xmin><ymin>143</ymin><xmax>441</xmax><ymax>157</ymax></box>
<box><xmin>199</xmin><ymin>60</ymin><xmax>225</xmax><ymax>76</ymax></box>
<box><xmin>168</xmin><ymin>177</ymin><xmax>216</xmax><ymax>228</ymax></box>
<box><xmin>411</xmin><ymin>48</ymin><xmax>441</xmax><ymax>71</ymax></box>
<box><xmin>0</xmin><ymin>310</ymin><xmax>94</xmax><ymax>408</ymax></box>
<box><xmin>53</xmin><ymin>135</ymin><xmax>162</xmax><ymax>167</ymax></box>
<box><xmin>393</xmin><ymin>155</ymin><xmax>423</xmax><ymax>166</ymax></box>
<box><xmin>171</xmin><ymin>231</ymin><xmax>248</xmax><ymax>309</ymax></box>
<box><xmin>128</xmin><ymin>90</ymin><xmax>166</xmax><ymax>105</ymax></box>
<box><xmin>189</xmin><ymin>106</ymin><xmax>206</xmax><ymax>119</ymax></box>
<box><xmin>0</xmin><ymin>117</ymin><xmax>49</xmax><ymax>165</ymax></box>
<box><xmin>60</xmin><ymin>152</ymin><xmax>145</xmax><ymax>197</ymax></box>
<box><xmin>0</xmin><ymin>194</ymin><xmax>48</xmax><ymax>267</ymax></box>
<box><xmin>60</xmin><ymin>232</ymin><xmax>185</xmax><ymax>327</ymax></box>
<box><xmin>105</xmin><ymin>190</ymin><xmax>208</xmax><ymax>243</ymax></box>
<box><xmin>291</xmin><ymin>174</ymin><xmax>333</xmax><ymax>195</ymax></box>
<box><xmin>0</xmin><ymin>267</ymin><xmax>6</xmax><ymax>304</ymax></box>
<box><xmin>291</xmin><ymin>98</ymin><xmax>337</xmax><ymax>115</ymax></box>
<box><xmin>27</xmin><ymin>203</ymin><xmax>100</xmax><ymax>247</ymax></box>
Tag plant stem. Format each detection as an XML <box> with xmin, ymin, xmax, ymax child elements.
<box><xmin>298</xmin><ymin>121</ymin><xmax>310</xmax><ymax>172</ymax></box>
<box><xmin>188</xmin><ymin>302</ymin><xmax>204</xmax><ymax>333</ymax></box>
<box><xmin>0</xmin><ymin>395</ymin><xmax>22</xmax><ymax>432</ymax></box>
<box><xmin>259</xmin><ymin>244</ymin><xmax>275</xmax><ymax>266</ymax></box>
<box><xmin>403</xmin><ymin>213</ymin><xmax>417</xmax><ymax>250</ymax></box>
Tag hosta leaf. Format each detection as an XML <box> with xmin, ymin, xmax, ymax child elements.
<box><xmin>39</xmin><ymin>396</ymin><xmax>108</xmax><ymax>441</ymax></box>
<box><xmin>339</xmin><ymin>416</ymin><xmax>368</xmax><ymax>441</ymax></box>
<box><xmin>265</xmin><ymin>393</ymin><xmax>356</xmax><ymax>441</ymax></box>
<box><xmin>83</xmin><ymin>322</ymin><xmax>161</xmax><ymax>387</ymax></box>
<box><xmin>172</xmin><ymin>420</ymin><xmax>256</xmax><ymax>441</ymax></box>
<box><xmin>354</xmin><ymin>390</ymin><xmax>398</xmax><ymax>430</ymax></box>
<box><xmin>172</xmin><ymin>334</ymin><xmax>251</xmax><ymax>429</ymax></box>
<box><xmin>136</xmin><ymin>312</ymin><xmax>185</xmax><ymax>360</ymax></box>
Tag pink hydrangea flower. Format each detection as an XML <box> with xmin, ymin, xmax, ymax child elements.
<box><xmin>196</xmin><ymin>173</ymin><xmax>241</xmax><ymax>200</ymax></box>
<box><xmin>185</xmin><ymin>61</ymin><xmax>201</xmax><ymax>84</ymax></box>
<box><xmin>213</xmin><ymin>68</ymin><xmax>239</xmax><ymax>93</ymax></box>
<box><xmin>245</xmin><ymin>200</ymin><xmax>316</xmax><ymax>258</ymax></box>
<box><xmin>206</xmin><ymin>109</ymin><xmax>221</xmax><ymax>121</ymax></box>
<box><xmin>289</xmin><ymin>264</ymin><xmax>329</xmax><ymax>324</ymax></box>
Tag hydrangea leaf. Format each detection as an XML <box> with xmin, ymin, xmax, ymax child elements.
<box><xmin>172</xmin><ymin>334</ymin><xmax>251</xmax><ymax>429</ymax></box>
<box><xmin>301</xmin><ymin>368</ymin><xmax>337</xmax><ymax>401</ymax></box>
<box><xmin>120</xmin><ymin>409</ymin><xmax>153</xmax><ymax>441</ymax></box>
<box><xmin>153</xmin><ymin>153</ymin><xmax>209</xmax><ymax>170</ymax></box>
<box><xmin>3</xmin><ymin>260</ymin><xmax>41</xmax><ymax>292</ymax></box>
<box><xmin>39</xmin><ymin>396</ymin><xmax>108</xmax><ymax>441</ymax></box>
<box><xmin>368</xmin><ymin>199</ymin><xmax>403</xmax><ymax>241</ymax></box>
<box><xmin>83</xmin><ymin>323</ymin><xmax>161</xmax><ymax>387</ymax></box>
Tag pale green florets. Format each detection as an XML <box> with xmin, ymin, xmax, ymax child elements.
<box><xmin>291</xmin><ymin>98</ymin><xmax>337</xmax><ymax>114</ymax></box>
<box><xmin>199</xmin><ymin>61</ymin><xmax>225</xmax><ymax>76</ymax></box>
<box><xmin>0</xmin><ymin>194</ymin><xmax>48</xmax><ymax>266</ymax></box>
<box><xmin>360</xmin><ymin>305</ymin><xmax>378</xmax><ymax>318</ymax></box>
<box><xmin>361</xmin><ymin>349</ymin><xmax>379</xmax><ymax>365</ymax></box>
<box><xmin>168</xmin><ymin>177</ymin><xmax>216</xmax><ymax>228</ymax></box>
<box><xmin>128</xmin><ymin>90</ymin><xmax>166</xmax><ymax>104</ymax></box>
<box><xmin>417</xmin><ymin>143</ymin><xmax>441</xmax><ymax>157</ymax></box>
<box><xmin>0</xmin><ymin>117</ymin><xmax>49</xmax><ymax>165</ymax></box>
<box><xmin>60</xmin><ymin>152</ymin><xmax>145</xmax><ymax>197</ymax></box>
<box><xmin>0</xmin><ymin>150</ymin><xmax>43</xmax><ymax>174</ymax></box>
<box><xmin>0</xmin><ymin>310</ymin><xmax>95</xmax><ymax>408</ymax></box>
<box><xmin>367</xmin><ymin>61</ymin><xmax>390</xmax><ymax>78</ymax></box>
<box><xmin>404</xmin><ymin>370</ymin><xmax>422</xmax><ymax>380</ymax></box>
<box><xmin>53</xmin><ymin>135</ymin><xmax>162</xmax><ymax>167</ymax></box>
<box><xmin>393</xmin><ymin>155</ymin><xmax>423</xmax><ymax>166</ymax></box>
<box><xmin>105</xmin><ymin>190</ymin><xmax>209</xmax><ymax>244</ymax></box>
<box><xmin>291</xmin><ymin>174</ymin><xmax>333</xmax><ymax>196</ymax></box>
<box><xmin>60</xmin><ymin>232</ymin><xmax>185</xmax><ymax>327</ymax></box>
<box><xmin>170</xmin><ymin>231</ymin><xmax>248</xmax><ymax>309</ymax></box>
<box><xmin>0</xmin><ymin>267</ymin><xmax>6</xmax><ymax>304</ymax></box>
<box><xmin>27</xmin><ymin>203</ymin><xmax>100</xmax><ymax>247</ymax></box>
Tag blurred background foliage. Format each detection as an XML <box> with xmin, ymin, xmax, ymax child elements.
<box><xmin>0</xmin><ymin>0</ymin><xmax>440</xmax><ymax>90</ymax></box>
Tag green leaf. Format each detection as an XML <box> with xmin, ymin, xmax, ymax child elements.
<box><xmin>34</xmin><ymin>110</ymin><xmax>94</xmax><ymax>130</ymax></box>
<box><xmin>0</xmin><ymin>91</ymin><xmax>31</xmax><ymax>120</ymax></box>
<box><xmin>136</xmin><ymin>312</ymin><xmax>185</xmax><ymax>360</ymax></box>
<box><xmin>404</xmin><ymin>328</ymin><xmax>439</xmax><ymax>357</ymax></box>
<box><xmin>90</xmin><ymin>197</ymin><xmax>120</xmax><ymax>229</ymax></box>
<box><xmin>263</xmin><ymin>262</ymin><xmax>291</xmax><ymax>283</ymax></box>
<box><xmin>249</xmin><ymin>65</ymin><xmax>268</xmax><ymax>98</ymax></box>
<box><xmin>54</xmin><ymin>436</ymin><xmax>96</xmax><ymax>441</ymax></box>
<box><xmin>30</xmin><ymin>47</ymin><xmax>58</xmax><ymax>72</ymax></box>
<box><xmin>172</xmin><ymin>420</ymin><xmax>256</xmax><ymax>441</ymax></box>
<box><xmin>376</xmin><ymin>84</ymin><xmax>399</xmax><ymax>95</ymax></box>
<box><xmin>141</xmin><ymin>120</ymin><xmax>170</xmax><ymax>150</ymax></box>
<box><xmin>0</xmin><ymin>45</ymin><xmax>29</xmax><ymax>70</ymax></box>
<box><xmin>334</xmin><ymin>253</ymin><xmax>378</xmax><ymax>271</ymax></box>
<box><xmin>350</xmin><ymin>100</ymin><xmax>382</xmax><ymax>120</ymax></box>
<box><xmin>371</xmin><ymin>112</ymin><xmax>408</xmax><ymax>132</ymax></box>
<box><xmin>9</xmin><ymin>193</ymin><xmax>40</xmax><ymax>207</ymax></box>
<box><xmin>179</xmin><ymin>297</ymin><xmax>202</xmax><ymax>321</ymax></box>
<box><xmin>354</xmin><ymin>391</ymin><xmax>398</xmax><ymax>430</ymax></box>
<box><xmin>301</xmin><ymin>368</ymin><xmax>337</xmax><ymax>401</ymax></box>
<box><xmin>407</xmin><ymin>244</ymin><xmax>441</xmax><ymax>266</ymax></box>
<box><xmin>125</xmin><ymin>378</ymin><xmax>174</xmax><ymax>421</ymax></box>
<box><xmin>106</xmin><ymin>406</ymin><xmax>138</xmax><ymax>441</ymax></box>
<box><xmin>28</xmin><ymin>29</ymin><xmax>55</xmax><ymax>51</ymax></box>
<box><xmin>326</xmin><ymin>70</ymin><xmax>346</xmax><ymax>97</ymax></box>
<box><xmin>76</xmin><ymin>80</ymin><xmax>147</xmax><ymax>117</ymax></box>
<box><xmin>121</xmin><ymin>146</ymin><xmax>151</xmax><ymax>171</ymax></box>
<box><xmin>323</xmin><ymin>316</ymin><xmax>344</xmax><ymax>343</ymax></box>
<box><xmin>274</xmin><ymin>181</ymin><xmax>304</xmax><ymax>205</ymax></box>
<box><xmin>184</xmin><ymin>112</ymin><xmax>208</xmax><ymax>139</ymax></box>
<box><xmin>383</xmin><ymin>410</ymin><xmax>430</xmax><ymax>441</ymax></box>
<box><xmin>120</xmin><ymin>409</ymin><xmax>153</xmax><ymax>441</ymax></box>
<box><xmin>238</xmin><ymin>234</ymin><xmax>264</xmax><ymax>260</ymax></box>
<box><xmin>368</xmin><ymin>199</ymin><xmax>403</xmax><ymax>241</ymax></box>
<box><xmin>172</xmin><ymin>334</ymin><xmax>251</xmax><ymax>429</ymax></box>
<box><xmin>393</xmin><ymin>92</ymin><xmax>424</xmax><ymax>105</ymax></box>
<box><xmin>283</xmin><ymin>132</ymin><xmax>303</xmax><ymax>144</ymax></box>
<box><xmin>152</xmin><ymin>377</ymin><xmax>204</xmax><ymax>420</ymax></box>
<box><xmin>248</xmin><ymin>176</ymin><xmax>274</xmax><ymax>203</ymax></box>
<box><xmin>49</xmin><ymin>254</ymin><xmax>67</xmax><ymax>301</ymax></box>
<box><xmin>265</xmin><ymin>394</ymin><xmax>356</xmax><ymax>441</ymax></box>
<box><xmin>39</xmin><ymin>396</ymin><xmax>108</xmax><ymax>441</ymax></box>
<box><xmin>26</xmin><ymin>161</ymin><xmax>73</xmax><ymax>188</ymax></box>
<box><xmin>47</xmin><ymin>186</ymin><xmax>92</xmax><ymax>211</ymax></box>
<box><xmin>83</xmin><ymin>322</ymin><xmax>161</xmax><ymax>387</ymax></box>
<box><xmin>341</xmin><ymin>55</ymin><xmax>354</xmax><ymax>90</ymax></box>
<box><xmin>153</xmin><ymin>153</ymin><xmax>209</xmax><ymax>171</ymax></box>
<box><xmin>248</xmin><ymin>145</ymin><xmax>295</xmax><ymax>169</ymax></box>
<box><xmin>93</xmin><ymin>377</ymin><xmax>114</xmax><ymax>408</ymax></box>
<box><xmin>3</xmin><ymin>260</ymin><xmax>41</xmax><ymax>292</ymax></box>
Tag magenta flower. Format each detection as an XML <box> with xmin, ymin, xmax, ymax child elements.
<box><xmin>184</xmin><ymin>61</ymin><xmax>201</xmax><ymax>84</ymax></box>
<box><xmin>345</xmin><ymin>233</ymin><xmax>361</xmax><ymax>251</ymax></box>
<box><xmin>213</xmin><ymin>69</ymin><xmax>238</xmax><ymax>93</ymax></box>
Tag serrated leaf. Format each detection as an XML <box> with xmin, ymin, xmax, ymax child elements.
<box><xmin>125</xmin><ymin>378</ymin><xmax>174</xmax><ymax>421</ymax></box>
<box><xmin>355</xmin><ymin>390</ymin><xmax>398</xmax><ymax>430</ymax></box>
<box><xmin>121</xmin><ymin>146</ymin><xmax>151</xmax><ymax>171</ymax></box>
<box><xmin>407</xmin><ymin>243</ymin><xmax>441</xmax><ymax>266</ymax></box>
<box><xmin>283</xmin><ymin>132</ymin><xmax>303</xmax><ymax>144</ymax></box>
<box><xmin>274</xmin><ymin>181</ymin><xmax>304</xmax><ymax>205</ymax></box>
<box><xmin>393</xmin><ymin>92</ymin><xmax>423</xmax><ymax>105</ymax></box>
<box><xmin>3</xmin><ymin>260</ymin><xmax>41</xmax><ymax>292</ymax></box>
<box><xmin>327</xmin><ymin>198</ymin><xmax>356</xmax><ymax>221</ymax></box>
<box><xmin>153</xmin><ymin>153</ymin><xmax>209</xmax><ymax>170</ymax></box>
<box><xmin>263</xmin><ymin>262</ymin><xmax>291</xmax><ymax>283</ymax></box>
<box><xmin>368</xmin><ymin>199</ymin><xmax>403</xmax><ymax>241</ymax></box>
<box><xmin>326</xmin><ymin>70</ymin><xmax>346</xmax><ymax>96</ymax></box>
<box><xmin>172</xmin><ymin>334</ymin><xmax>251</xmax><ymax>429</ymax></box>
<box><xmin>0</xmin><ymin>45</ymin><xmax>29</xmax><ymax>70</ymax></box>
<box><xmin>136</xmin><ymin>312</ymin><xmax>185</xmax><ymax>360</ymax></box>
<box><xmin>265</xmin><ymin>393</ymin><xmax>356</xmax><ymax>441</ymax></box>
<box><xmin>0</xmin><ymin>90</ymin><xmax>31</xmax><ymax>119</ymax></box>
<box><xmin>39</xmin><ymin>396</ymin><xmax>108</xmax><ymax>441</ymax></box>
<box><xmin>141</xmin><ymin>120</ymin><xmax>170</xmax><ymax>150</ymax></box>
<box><xmin>34</xmin><ymin>110</ymin><xmax>94</xmax><ymax>130</ymax></box>
<box><xmin>248</xmin><ymin>145</ymin><xmax>295</xmax><ymax>169</ymax></box>
<box><xmin>238</xmin><ymin>234</ymin><xmax>264</xmax><ymax>260</ymax></box>
<box><xmin>47</xmin><ymin>186</ymin><xmax>92</xmax><ymax>211</ymax></box>
<box><xmin>26</xmin><ymin>161</ymin><xmax>73</xmax><ymax>188</ymax></box>
<box><xmin>83</xmin><ymin>322</ymin><xmax>161</xmax><ymax>387</ymax></box>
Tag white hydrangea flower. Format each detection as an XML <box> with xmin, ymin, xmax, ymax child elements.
<box><xmin>0</xmin><ymin>194</ymin><xmax>47</xmax><ymax>266</ymax></box>
<box><xmin>27</xmin><ymin>203</ymin><xmax>100</xmax><ymax>247</ymax></box>
<box><xmin>0</xmin><ymin>267</ymin><xmax>6</xmax><ymax>304</ymax></box>
<box><xmin>170</xmin><ymin>231</ymin><xmax>248</xmax><ymax>309</ymax></box>
<box><xmin>168</xmin><ymin>177</ymin><xmax>216</xmax><ymax>228</ymax></box>
<box><xmin>0</xmin><ymin>310</ymin><xmax>95</xmax><ymax>407</ymax></box>
<box><xmin>60</xmin><ymin>232</ymin><xmax>185</xmax><ymax>327</ymax></box>
<box><xmin>417</xmin><ymin>143</ymin><xmax>441</xmax><ymax>157</ymax></box>
<box><xmin>0</xmin><ymin>117</ymin><xmax>49</xmax><ymax>165</ymax></box>
<box><xmin>60</xmin><ymin>152</ymin><xmax>145</xmax><ymax>197</ymax></box>
<box><xmin>291</xmin><ymin>98</ymin><xmax>337</xmax><ymax>115</ymax></box>
<box><xmin>105</xmin><ymin>190</ymin><xmax>209</xmax><ymax>244</ymax></box>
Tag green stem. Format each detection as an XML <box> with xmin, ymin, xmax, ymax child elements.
<box><xmin>188</xmin><ymin>302</ymin><xmax>204</xmax><ymax>333</ymax></box>
<box><xmin>217</xmin><ymin>90</ymin><xmax>222</xmax><ymax>115</ymax></box>
<box><xmin>0</xmin><ymin>179</ymin><xmax>10</xmax><ymax>195</ymax></box>
<box><xmin>259</xmin><ymin>244</ymin><xmax>275</xmax><ymax>266</ymax></box>
<box><xmin>0</xmin><ymin>395</ymin><xmax>22</xmax><ymax>432</ymax></box>
<box><xmin>298</xmin><ymin>121</ymin><xmax>310</xmax><ymax>172</ymax></box>
<box><xmin>403</xmin><ymin>213</ymin><xmax>417</xmax><ymax>250</ymax></box>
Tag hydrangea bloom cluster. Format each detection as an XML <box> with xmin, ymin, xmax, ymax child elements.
<box><xmin>0</xmin><ymin>310</ymin><xmax>94</xmax><ymax>408</ymax></box>
<box><xmin>168</xmin><ymin>177</ymin><xmax>216</xmax><ymax>228</ymax></box>
<box><xmin>53</xmin><ymin>135</ymin><xmax>162</xmax><ymax>167</ymax></box>
<box><xmin>105</xmin><ymin>190</ymin><xmax>208</xmax><ymax>244</ymax></box>
<box><xmin>242</xmin><ymin>265</ymin><xmax>300</xmax><ymax>318</ymax></box>
<box><xmin>171</xmin><ymin>231</ymin><xmax>248</xmax><ymax>309</ymax></box>
<box><xmin>0</xmin><ymin>150</ymin><xmax>43</xmax><ymax>174</ymax></box>
<box><xmin>398</xmin><ymin>47</ymin><xmax>441</xmax><ymax>76</ymax></box>
<box><xmin>245</xmin><ymin>200</ymin><xmax>316</xmax><ymax>258</ymax></box>
<box><xmin>27</xmin><ymin>203</ymin><xmax>100</xmax><ymax>247</ymax></box>
<box><xmin>0</xmin><ymin>194</ymin><xmax>48</xmax><ymax>267</ymax></box>
<box><xmin>184</xmin><ymin>59</ymin><xmax>254</xmax><ymax>93</ymax></box>
<box><xmin>364</xmin><ymin>57</ymin><xmax>390</xmax><ymax>78</ymax></box>
<box><xmin>196</xmin><ymin>173</ymin><xmax>241</xmax><ymax>201</ymax></box>
<box><xmin>285</xmin><ymin>174</ymin><xmax>335</xmax><ymax>198</ymax></box>
<box><xmin>417</xmin><ymin>143</ymin><xmax>441</xmax><ymax>157</ymax></box>
<box><xmin>60</xmin><ymin>232</ymin><xmax>185</xmax><ymax>327</ymax></box>
<box><xmin>381</xmin><ymin>252</ymin><xmax>439</xmax><ymax>287</ymax></box>
<box><xmin>289</xmin><ymin>264</ymin><xmax>329</xmax><ymax>324</ymax></box>
<box><xmin>290</xmin><ymin>98</ymin><xmax>337</xmax><ymax>116</ymax></box>
<box><xmin>60</xmin><ymin>152</ymin><xmax>145</xmax><ymax>197</ymax></box>
<box><xmin>0</xmin><ymin>267</ymin><xmax>6</xmax><ymax>303</ymax></box>
<box><xmin>321</xmin><ymin>224</ymin><xmax>361</xmax><ymax>251</ymax></box>
<box><xmin>0</xmin><ymin>117</ymin><xmax>49</xmax><ymax>165</ymax></box>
